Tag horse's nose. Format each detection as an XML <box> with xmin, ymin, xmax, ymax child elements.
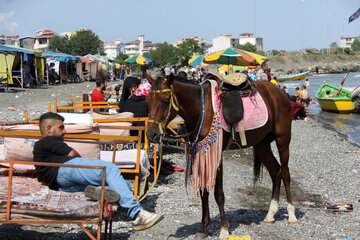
<box><xmin>146</xmin><ymin>128</ymin><xmax>161</xmax><ymax>143</ymax></box>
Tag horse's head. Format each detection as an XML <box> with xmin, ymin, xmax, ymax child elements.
<box><xmin>145</xmin><ymin>71</ymin><xmax>179</xmax><ymax>143</ymax></box>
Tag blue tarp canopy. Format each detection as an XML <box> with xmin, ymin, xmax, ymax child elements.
<box><xmin>42</xmin><ymin>51</ymin><xmax>80</xmax><ymax>63</ymax></box>
<box><xmin>0</xmin><ymin>44</ymin><xmax>36</xmax><ymax>55</ymax></box>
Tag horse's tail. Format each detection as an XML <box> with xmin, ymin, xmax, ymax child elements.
<box><xmin>253</xmin><ymin>148</ymin><xmax>262</xmax><ymax>184</ymax></box>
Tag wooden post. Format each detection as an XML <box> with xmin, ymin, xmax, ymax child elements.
<box><xmin>20</xmin><ymin>54</ymin><xmax>23</xmax><ymax>88</ymax></box>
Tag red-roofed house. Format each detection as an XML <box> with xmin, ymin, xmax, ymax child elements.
<box><xmin>34</xmin><ymin>29</ymin><xmax>55</xmax><ymax>50</ymax></box>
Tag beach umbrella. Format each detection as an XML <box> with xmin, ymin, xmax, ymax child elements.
<box><xmin>188</xmin><ymin>55</ymin><xmax>208</xmax><ymax>67</ymax></box>
<box><xmin>203</xmin><ymin>48</ymin><xmax>267</xmax><ymax>66</ymax></box>
<box><xmin>218</xmin><ymin>65</ymin><xmax>254</xmax><ymax>72</ymax></box>
<box><xmin>125</xmin><ymin>55</ymin><xmax>152</xmax><ymax>65</ymax></box>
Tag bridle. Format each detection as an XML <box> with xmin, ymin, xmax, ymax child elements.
<box><xmin>148</xmin><ymin>84</ymin><xmax>205</xmax><ymax>142</ymax></box>
<box><xmin>148</xmin><ymin>85</ymin><xmax>179</xmax><ymax>136</ymax></box>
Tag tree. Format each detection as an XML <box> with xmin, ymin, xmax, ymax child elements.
<box><xmin>48</xmin><ymin>35</ymin><xmax>71</xmax><ymax>53</ymax></box>
<box><xmin>145</xmin><ymin>42</ymin><xmax>178</xmax><ymax>67</ymax></box>
<box><xmin>115</xmin><ymin>53</ymin><xmax>129</xmax><ymax>64</ymax></box>
<box><xmin>351</xmin><ymin>38</ymin><xmax>360</xmax><ymax>51</ymax></box>
<box><xmin>175</xmin><ymin>39</ymin><xmax>204</xmax><ymax>66</ymax></box>
<box><xmin>330</xmin><ymin>42</ymin><xmax>338</xmax><ymax>48</ymax></box>
<box><xmin>235</xmin><ymin>42</ymin><xmax>256</xmax><ymax>53</ymax></box>
<box><xmin>47</xmin><ymin>29</ymin><xmax>103</xmax><ymax>56</ymax></box>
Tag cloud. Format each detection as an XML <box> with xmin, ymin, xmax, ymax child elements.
<box><xmin>0</xmin><ymin>11</ymin><xmax>19</xmax><ymax>32</ymax></box>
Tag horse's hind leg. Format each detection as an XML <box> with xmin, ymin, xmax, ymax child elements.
<box><xmin>275</xmin><ymin>135</ymin><xmax>298</xmax><ymax>225</ymax></box>
<box><xmin>214</xmin><ymin>163</ymin><xmax>229</xmax><ymax>240</ymax></box>
<box><xmin>195</xmin><ymin>190</ymin><xmax>210</xmax><ymax>240</ymax></box>
<box><xmin>254</xmin><ymin>140</ymin><xmax>281</xmax><ymax>224</ymax></box>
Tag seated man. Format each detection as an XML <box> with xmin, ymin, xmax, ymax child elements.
<box><xmin>91</xmin><ymin>79</ymin><xmax>107</xmax><ymax>112</ymax></box>
<box><xmin>33</xmin><ymin>112</ymin><xmax>163</xmax><ymax>231</ymax></box>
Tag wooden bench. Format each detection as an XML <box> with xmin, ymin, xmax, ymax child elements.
<box><xmin>0</xmin><ymin>125</ymin><xmax>146</xmax><ymax>200</ymax></box>
<box><xmin>0</xmin><ymin>160</ymin><xmax>113</xmax><ymax>240</ymax></box>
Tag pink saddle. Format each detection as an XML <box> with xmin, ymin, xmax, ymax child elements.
<box><xmin>209</xmin><ymin>80</ymin><xmax>268</xmax><ymax>133</ymax></box>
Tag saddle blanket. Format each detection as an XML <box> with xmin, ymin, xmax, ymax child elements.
<box><xmin>209</xmin><ymin>80</ymin><xmax>268</xmax><ymax>132</ymax></box>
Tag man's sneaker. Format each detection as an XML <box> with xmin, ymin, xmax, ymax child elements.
<box><xmin>84</xmin><ymin>185</ymin><xmax>120</xmax><ymax>203</ymax></box>
<box><xmin>132</xmin><ymin>210</ymin><xmax>163</xmax><ymax>231</ymax></box>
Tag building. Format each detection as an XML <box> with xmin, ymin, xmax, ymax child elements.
<box><xmin>104</xmin><ymin>39</ymin><xmax>123</xmax><ymax>58</ymax></box>
<box><xmin>0</xmin><ymin>34</ymin><xmax>5</xmax><ymax>45</ymax></box>
<box><xmin>239</xmin><ymin>33</ymin><xmax>263</xmax><ymax>50</ymax></box>
<box><xmin>210</xmin><ymin>33</ymin><xmax>264</xmax><ymax>53</ymax></box>
<box><xmin>19</xmin><ymin>37</ymin><xmax>35</xmax><ymax>49</ymax></box>
<box><xmin>340</xmin><ymin>35</ymin><xmax>360</xmax><ymax>49</ymax></box>
<box><xmin>33</xmin><ymin>29</ymin><xmax>55</xmax><ymax>50</ymax></box>
<box><xmin>123</xmin><ymin>35</ymin><xmax>155</xmax><ymax>57</ymax></box>
<box><xmin>210</xmin><ymin>34</ymin><xmax>239</xmax><ymax>53</ymax></box>
<box><xmin>173</xmin><ymin>36</ymin><xmax>212</xmax><ymax>53</ymax></box>
<box><xmin>4</xmin><ymin>35</ymin><xmax>19</xmax><ymax>47</ymax></box>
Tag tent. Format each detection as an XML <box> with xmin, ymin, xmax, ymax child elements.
<box><xmin>42</xmin><ymin>51</ymin><xmax>80</xmax><ymax>83</ymax></box>
<box><xmin>0</xmin><ymin>45</ymin><xmax>43</xmax><ymax>87</ymax></box>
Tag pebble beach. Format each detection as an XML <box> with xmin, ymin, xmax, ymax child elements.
<box><xmin>0</xmin><ymin>80</ymin><xmax>359</xmax><ymax>240</ymax></box>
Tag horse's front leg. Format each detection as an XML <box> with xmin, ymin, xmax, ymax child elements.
<box><xmin>195</xmin><ymin>189</ymin><xmax>210</xmax><ymax>240</ymax></box>
<box><xmin>214</xmin><ymin>163</ymin><xmax>229</xmax><ymax>240</ymax></box>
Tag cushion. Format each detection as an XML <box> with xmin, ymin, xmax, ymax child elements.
<box><xmin>1</xmin><ymin>124</ymin><xmax>100</xmax><ymax>169</ymax></box>
<box><xmin>100</xmin><ymin>149</ymin><xmax>150</xmax><ymax>176</ymax></box>
<box><xmin>90</xmin><ymin>111</ymin><xmax>134</xmax><ymax>143</ymax></box>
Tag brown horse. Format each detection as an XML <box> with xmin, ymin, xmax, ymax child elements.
<box><xmin>145</xmin><ymin>72</ymin><xmax>297</xmax><ymax>240</ymax></box>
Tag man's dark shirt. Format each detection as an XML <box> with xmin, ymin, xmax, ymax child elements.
<box><xmin>33</xmin><ymin>136</ymin><xmax>74</xmax><ymax>189</ymax></box>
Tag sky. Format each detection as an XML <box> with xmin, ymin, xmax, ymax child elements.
<box><xmin>0</xmin><ymin>0</ymin><xmax>359</xmax><ymax>51</ymax></box>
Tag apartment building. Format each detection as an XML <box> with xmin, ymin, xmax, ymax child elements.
<box><xmin>33</xmin><ymin>29</ymin><xmax>55</xmax><ymax>50</ymax></box>
<box><xmin>210</xmin><ymin>33</ymin><xmax>264</xmax><ymax>53</ymax></box>
<box><xmin>123</xmin><ymin>35</ymin><xmax>155</xmax><ymax>57</ymax></box>
<box><xmin>173</xmin><ymin>36</ymin><xmax>212</xmax><ymax>53</ymax></box>
<box><xmin>340</xmin><ymin>35</ymin><xmax>360</xmax><ymax>49</ymax></box>
<box><xmin>104</xmin><ymin>39</ymin><xmax>123</xmax><ymax>58</ymax></box>
<box><xmin>239</xmin><ymin>33</ymin><xmax>263</xmax><ymax>50</ymax></box>
<box><xmin>210</xmin><ymin>34</ymin><xmax>239</xmax><ymax>52</ymax></box>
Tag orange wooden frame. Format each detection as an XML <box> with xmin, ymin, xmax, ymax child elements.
<box><xmin>0</xmin><ymin>160</ymin><xmax>110</xmax><ymax>240</ymax></box>
<box><xmin>0</xmin><ymin>126</ymin><xmax>144</xmax><ymax>200</ymax></box>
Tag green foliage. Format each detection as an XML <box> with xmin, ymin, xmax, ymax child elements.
<box><xmin>70</xmin><ymin>29</ymin><xmax>103</xmax><ymax>56</ymax></box>
<box><xmin>330</xmin><ymin>42</ymin><xmax>339</xmax><ymax>48</ymax></box>
<box><xmin>145</xmin><ymin>42</ymin><xmax>177</xmax><ymax>67</ymax></box>
<box><xmin>48</xmin><ymin>35</ymin><xmax>71</xmax><ymax>53</ymax></box>
<box><xmin>271</xmin><ymin>49</ymin><xmax>280</xmax><ymax>56</ymax></box>
<box><xmin>175</xmin><ymin>39</ymin><xmax>204</xmax><ymax>66</ymax></box>
<box><xmin>235</xmin><ymin>42</ymin><xmax>256</xmax><ymax>53</ymax></box>
<box><xmin>351</xmin><ymin>38</ymin><xmax>360</xmax><ymax>51</ymax></box>
<box><xmin>344</xmin><ymin>48</ymin><xmax>351</xmax><ymax>55</ymax></box>
<box><xmin>115</xmin><ymin>53</ymin><xmax>129</xmax><ymax>64</ymax></box>
<box><xmin>255</xmin><ymin>49</ymin><xmax>266</xmax><ymax>56</ymax></box>
<box><xmin>47</xmin><ymin>29</ymin><xmax>103</xmax><ymax>56</ymax></box>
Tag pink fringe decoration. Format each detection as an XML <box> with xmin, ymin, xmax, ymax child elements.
<box><xmin>185</xmin><ymin>109</ymin><xmax>223</xmax><ymax>197</ymax></box>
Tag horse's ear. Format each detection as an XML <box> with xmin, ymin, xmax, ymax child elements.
<box><xmin>145</xmin><ymin>70</ymin><xmax>155</xmax><ymax>85</ymax></box>
<box><xmin>167</xmin><ymin>73</ymin><xmax>175</xmax><ymax>85</ymax></box>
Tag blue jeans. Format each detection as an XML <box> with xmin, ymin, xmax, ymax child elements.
<box><xmin>55</xmin><ymin>157</ymin><xmax>143</xmax><ymax>219</ymax></box>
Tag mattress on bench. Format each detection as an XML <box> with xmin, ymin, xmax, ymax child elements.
<box><xmin>0</xmin><ymin>171</ymin><xmax>112</xmax><ymax>219</ymax></box>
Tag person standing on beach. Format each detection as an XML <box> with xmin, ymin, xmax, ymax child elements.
<box><xmin>33</xmin><ymin>112</ymin><xmax>163</xmax><ymax>231</ymax></box>
<box><xmin>140</xmin><ymin>61</ymin><xmax>149</xmax><ymax>83</ymax></box>
<box><xmin>256</xmin><ymin>63</ymin><xmax>268</xmax><ymax>81</ymax></box>
<box><xmin>305</xmin><ymin>79</ymin><xmax>310</xmax><ymax>88</ymax></box>
<box><xmin>300</xmin><ymin>85</ymin><xmax>311</xmax><ymax>107</ymax></box>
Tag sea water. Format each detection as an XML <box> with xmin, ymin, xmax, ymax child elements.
<box><xmin>281</xmin><ymin>72</ymin><xmax>360</xmax><ymax>147</ymax></box>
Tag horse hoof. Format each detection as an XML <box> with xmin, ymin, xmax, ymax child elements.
<box><xmin>263</xmin><ymin>220</ymin><xmax>275</xmax><ymax>224</ymax></box>
<box><xmin>289</xmin><ymin>220</ymin><xmax>299</xmax><ymax>226</ymax></box>
<box><xmin>195</xmin><ymin>232</ymin><xmax>208</xmax><ymax>240</ymax></box>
